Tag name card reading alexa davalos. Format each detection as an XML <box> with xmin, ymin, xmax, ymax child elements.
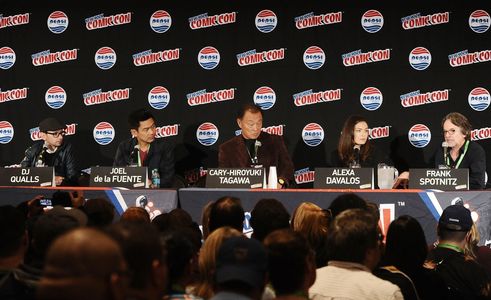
<box><xmin>206</xmin><ymin>168</ymin><xmax>264</xmax><ymax>188</ymax></box>
<box><xmin>409</xmin><ymin>168</ymin><xmax>469</xmax><ymax>191</ymax></box>
<box><xmin>90</xmin><ymin>167</ymin><xmax>148</xmax><ymax>189</ymax></box>
<box><xmin>314</xmin><ymin>168</ymin><xmax>373</xmax><ymax>189</ymax></box>
<box><xmin>0</xmin><ymin>167</ymin><xmax>55</xmax><ymax>187</ymax></box>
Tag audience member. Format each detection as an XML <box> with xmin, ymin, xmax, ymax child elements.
<box><xmin>82</xmin><ymin>197</ymin><xmax>115</xmax><ymax>227</ymax></box>
<box><xmin>327</xmin><ymin>193</ymin><xmax>367</xmax><ymax>221</ymax></box>
<box><xmin>121</xmin><ymin>207</ymin><xmax>151</xmax><ymax>224</ymax></box>
<box><xmin>200</xmin><ymin>201</ymin><xmax>214</xmax><ymax>240</ymax></box>
<box><xmin>463</xmin><ymin>222</ymin><xmax>491</xmax><ymax>276</ymax></box>
<box><xmin>208</xmin><ymin>196</ymin><xmax>244</xmax><ymax>234</ymax></box>
<box><xmin>250</xmin><ymin>198</ymin><xmax>290</xmax><ymax>242</ymax></box>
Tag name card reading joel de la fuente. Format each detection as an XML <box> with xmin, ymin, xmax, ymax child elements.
<box><xmin>206</xmin><ymin>168</ymin><xmax>264</xmax><ymax>188</ymax></box>
<box><xmin>90</xmin><ymin>167</ymin><xmax>148</xmax><ymax>188</ymax></box>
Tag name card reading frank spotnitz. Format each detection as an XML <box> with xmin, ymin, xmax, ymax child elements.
<box><xmin>409</xmin><ymin>168</ymin><xmax>468</xmax><ymax>190</ymax></box>
<box><xmin>206</xmin><ymin>168</ymin><xmax>264</xmax><ymax>188</ymax></box>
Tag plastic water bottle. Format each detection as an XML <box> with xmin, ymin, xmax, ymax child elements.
<box><xmin>151</xmin><ymin>169</ymin><xmax>160</xmax><ymax>188</ymax></box>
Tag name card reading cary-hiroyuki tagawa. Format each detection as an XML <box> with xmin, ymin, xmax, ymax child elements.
<box><xmin>206</xmin><ymin>168</ymin><xmax>264</xmax><ymax>188</ymax></box>
<box><xmin>314</xmin><ymin>168</ymin><xmax>373</xmax><ymax>189</ymax></box>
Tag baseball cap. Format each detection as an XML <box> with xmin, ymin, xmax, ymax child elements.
<box><xmin>439</xmin><ymin>204</ymin><xmax>473</xmax><ymax>231</ymax></box>
<box><xmin>39</xmin><ymin>117</ymin><xmax>66</xmax><ymax>132</ymax></box>
<box><xmin>215</xmin><ymin>236</ymin><xmax>268</xmax><ymax>289</ymax></box>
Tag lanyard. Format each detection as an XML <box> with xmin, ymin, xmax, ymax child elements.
<box><xmin>137</xmin><ymin>144</ymin><xmax>150</xmax><ymax>167</ymax></box>
<box><xmin>446</xmin><ymin>140</ymin><xmax>469</xmax><ymax>169</ymax></box>
<box><xmin>438</xmin><ymin>243</ymin><xmax>463</xmax><ymax>253</ymax></box>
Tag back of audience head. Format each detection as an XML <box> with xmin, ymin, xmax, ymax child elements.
<box><xmin>437</xmin><ymin>204</ymin><xmax>473</xmax><ymax>244</ymax></box>
<box><xmin>250</xmin><ymin>198</ymin><xmax>290</xmax><ymax>242</ymax></box>
<box><xmin>82</xmin><ymin>198</ymin><xmax>115</xmax><ymax>227</ymax></box>
<box><xmin>208</xmin><ymin>196</ymin><xmax>244</xmax><ymax>234</ymax></box>
<box><xmin>0</xmin><ymin>205</ymin><xmax>27</xmax><ymax>267</ymax></box>
<box><xmin>464</xmin><ymin>222</ymin><xmax>480</xmax><ymax>260</ymax></box>
<box><xmin>263</xmin><ymin>229</ymin><xmax>316</xmax><ymax>297</ymax></box>
<box><xmin>121</xmin><ymin>207</ymin><xmax>150</xmax><ymax>224</ymax></box>
<box><xmin>328</xmin><ymin>193</ymin><xmax>367</xmax><ymax>221</ymax></box>
<box><xmin>37</xmin><ymin>228</ymin><xmax>127</xmax><ymax>300</ymax></box>
<box><xmin>200</xmin><ymin>201</ymin><xmax>214</xmax><ymax>240</ymax></box>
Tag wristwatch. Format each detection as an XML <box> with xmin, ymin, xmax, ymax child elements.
<box><xmin>278</xmin><ymin>178</ymin><xmax>285</xmax><ymax>186</ymax></box>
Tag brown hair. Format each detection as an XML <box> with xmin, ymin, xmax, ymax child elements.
<box><xmin>337</xmin><ymin>115</ymin><xmax>371</xmax><ymax>164</ymax></box>
<box><xmin>291</xmin><ymin>202</ymin><xmax>328</xmax><ymax>255</ymax></box>
<box><xmin>442</xmin><ymin>112</ymin><xmax>472</xmax><ymax>140</ymax></box>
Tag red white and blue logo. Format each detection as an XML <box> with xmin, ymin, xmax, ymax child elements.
<box><xmin>256</xmin><ymin>10</ymin><xmax>277</xmax><ymax>33</ymax></box>
<box><xmin>93</xmin><ymin>122</ymin><xmax>115</xmax><ymax>145</ymax></box>
<box><xmin>303</xmin><ymin>46</ymin><xmax>325</xmax><ymax>70</ymax></box>
<box><xmin>95</xmin><ymin>47</ymin><xmax>117</xmax><ymax>70</ymax></box>
<box><xmin>0</xmin><ymin>121</ymin><xmax>14</xmax><ymax>144</ymax></box>
<box><xmin>302</xmin><ymin>123</ymin><xmax>324</xmax><ymax>147</ymax></box>
<box><xmin>0</xmin><ymin>47</ymin><xmax>16</xmax><ymax>70</ymax></box>
<box><xmin>469</xmin><ymin>10</ymin><xmax>490</xmax><ymax>33</ymax></box>
<box><xmin>196</xmin><ymin>122</ymin><xmax>219</xmax><ymax>146</ymax></box>
<box><xmin>198</xmin><ymin>46</ymin><xmax>220</xmax><ymax>70</ymax></box>
<box><xmin>45</xmin><ymin>86</ymin><xmax>66</xmax><ymax>109</ymax></box>
<box><xmin>360</xmin><ymin>87</ymin><xmax>383</xmax><ymax>111</ymax></box>
<box><xmin>253</xmin><ymin>86</ymin><xmax>276</xmax><ymax>110</ymax></box>
<box><xmin>148</xmin><ymin>86</ymin><xmax>170</xmax><ymax>110</ymax></box>
<box><xmin>409</xmin><ymin>47</ymin><xmax>432</xmax><ymax>70</ymax></box>
<box><xmin>150</xmin><ymin>10</ymin><xmax>172</xmax><ymax>33</ymax></box>
<box><xmin>47</xmin><ymin>11</ymin><xmax>68</xmax><ymax>34</ymax></box>
<box><xmin>361</xmin><ymin>10</ymin><xmax>383</xmax><ymax>33</ymax></box>
<box><xmin>468</xmin><ymin>87</ymin><xmax>490</xmax><ymax>111</ymax></box>
<box><xmin>408</xmin><ymin>124</ymin><xmax>431</xmax><ymax>148</ymax></box>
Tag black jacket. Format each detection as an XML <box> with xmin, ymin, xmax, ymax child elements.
<box><xmin>113</xmin><ymin>138</ymin><xmax>175</xmax><ymax>188</ymax></box>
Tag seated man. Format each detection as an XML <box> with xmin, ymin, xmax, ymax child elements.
<box><xmin>218</xmin><ymin>103</ymin><xmax>294</xmax><ymax>188</ymax></box>
<box><xmin>20</xmin><ymin>117</ymin><xmax>78</xmax><ymax>186</ymax></box>
<box><xmin>114</xmin><ymin>109</ymin><xmax>174</xmax><ymax>188</ymax></box>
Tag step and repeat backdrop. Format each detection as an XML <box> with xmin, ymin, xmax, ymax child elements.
<box><xmin>1</xmin><ymin>0</ymin><xmax>490</xmax><ymax>187</ymax></box>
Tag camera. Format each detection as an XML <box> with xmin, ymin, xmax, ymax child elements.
<box><xmin>39</xmin><ymin>198</ymin><xmax>53</xmax><ymax>206</ymax></box>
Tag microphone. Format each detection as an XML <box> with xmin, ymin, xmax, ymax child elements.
<box><xmin>353</xmin><ymin>145</ymin><xmax>361</xmax><ymax>164</ymax></box>
<box><xmin>442</xmin><ymin>141</ymin><xmax>449</xmax><ymax>167</ymax></box>
<box><xmin>35</xmin><ymin>146</ymin><xmax>48</xmax><ymax>167</ymax></box>
<box><xmin>129</xmin><ymin>144</ymin><xmax>140</xmax><ymax>167</ymax></box>
<box><xmin>253</xmin><ymin>140</ymin><xmax>262</xmax><ymax>164</ymax></box>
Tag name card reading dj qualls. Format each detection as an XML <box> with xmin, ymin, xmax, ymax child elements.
<box><xmin>409</xmin><ymin>168</ymin><xmax>469</xmax><ymax>190</ymax></box>
<box><xmin>206</xmin><ymin>168</ymin><xmax>264</xmax><ymax>188</ymax></box>
<box><xmin>0</xmin><ymin>167</ymin><xmax>54</xmax><ymax>187</ymax></box>
<box><xmin>314</xmin><ymin>168</ymin><xmax>373</xmax><ymax>189</ymax></box>
<box><xmin>90</xmin><ymin>166</ymin><xmax>148</xmax><ymax>188</ymax></box>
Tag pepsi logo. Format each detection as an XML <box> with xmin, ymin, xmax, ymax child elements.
<box><xmin>302</xmin><ymin>123</ymin><xmax>324</xmax><ymax>147</ymax></box>
<box><xmin>148</xmin><ymin>86</ymin><xmax>170</xmax><ymax>110</ymax></box>
<box><xmin>253</xmin><ymin>86</ymin><xmax>276</xmax><ymax>110</ymax></box>
<box><xmin>150</xmin><ymin>10</ymin><xmax>172</xmax><ymax>33</ymax></box>
<box><xmin>198</xmin><ymin>46</ymin><xmax>220</xmax><ymax>70</ymax></box>
<box><xmin>47</xmin><ymin>11</ymin><xmax>68</xmax><ymax>34</ymax></box>
<box><xmin>469</xmin><ymin>10</ymin><xmax>490</xmax><ymax>33</ymax></box>
<box><xmin>45</xmin><ymin>86</ymin><xmax>66</xmax><ymax>109</ymax></box>
<box><xmin>95</xmin><ymin>47</ymin><xmax>117</xmax><ymax>70</ymax></box>
<box><xmin>255</xmin><ymin>10</ymin><xmax>277</xmax><ymax>33</ymax></box>
<box><xmin>93</xmin><ymin>122</ymin><xmax>115</xmax><ymax>145</ymax></box>
<box><xmin>408</xmin><ymin>124</ymin><xmax>431</xmax><ymax>148</ymax></box>
<box><xmin>468</xmin><ymin>87</ymin><xmax>490</xmax><ymax>111</ymax></box>
<box><xmin>0</xmin><ymin>121</ymin><xmax>14</xmax><ymax>144</ymax></box>
<box><xmin>361</xmin><ymin>10</ymin><xmax>384</xmax><ymax>33</ymax></box>
<box><xmin>196</xmin><ymin>122</ymin><xmax>219</xmax><ymax>146</ymax></box>
<box><xmin>0</xmin><ymin>47</ymin><xmax>16</xmax><ymax>70</ymax></box>
<box><xmin>303</xmin><ymin>46</ymin><xmax>325</xmax><ymax>70</ymax></box>
<box><xmin>409</xmin><ymin>47</ymin><xmax>432</xmax><ymax>71</ymax></box>
<box><xmin>360</xmin><ymin>87</ymin><xmax>383</xmax><ymax>111</ymax></box>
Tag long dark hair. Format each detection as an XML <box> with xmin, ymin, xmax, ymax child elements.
<box><xmin>337</xmin><ymin>115</ymin><xmax>371</xmax><ymax>164</ymax></box>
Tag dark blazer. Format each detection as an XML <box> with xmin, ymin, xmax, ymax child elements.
<box><xmin>113</xmin><ymin>138</ymin><xmax>175</xmax><ymax>188</ymax></box>
<box><xmin>218</xmin><ymin>131</ymin><xmax>294</xmax><ymax>184</ymax></box>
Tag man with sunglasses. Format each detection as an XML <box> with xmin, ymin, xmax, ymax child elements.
<box><xmin>20</xmin><ymin>117</ymin><xmax>78</xmax><ymax>186</ymax></box>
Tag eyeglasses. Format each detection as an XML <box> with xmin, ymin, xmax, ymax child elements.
<box><xmin>46</xmin><ymin>131</ymin><xmax>65</xmax><ymax>138</ymax></box>
<box><xmin>443</xmin><ymin>129</ymin><xmax>456</xmax><ymax>136</ymax></box>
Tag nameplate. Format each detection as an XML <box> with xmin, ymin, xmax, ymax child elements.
<box><xmin>409</xmin><ymin>168</ymin><xmax>469</xmax><ymax>190</ymax></box>
<box><xmin>314</xmin><ymin>168</ymin><xmax>373</xmax><ymax>189</ymax></box>
<box><xmin>206</xmin><ymin>168</ymin><xmax>264</xmax><ymax>189</ymax></box>
<box><xmin>0</xmin><ymin>167</ymin><xmax>54</xmax><ymax>187</ymax></box>
<box><xmin>90</xmin><ymin>167</ymin><xmax>148</xmax><ymax>188</ymax></box>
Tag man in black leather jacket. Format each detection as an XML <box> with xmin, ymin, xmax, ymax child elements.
<box><xmin>113</xmin><ymin>109</ymin><xmax>174</xmax><ymax>188</ymax></box>
<box><xmin>20</xmin><ymin>118</ymin><xmax>78</xmax><ymax>186</ymax></box>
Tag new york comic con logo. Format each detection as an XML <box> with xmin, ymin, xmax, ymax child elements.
<box><xmin>150</xmin><ymin>10</ymin><xmax>172</xmax><ymax>33</ymax></box>
<box><xmin>148</xmin><ymin>86</ymin><xmax>170</xmax><ymax>110</ymax></box>
<box><xmin>293</xmin><ymin>89</ymin><xmax>341</xmax><ymax>107</ymax></box>
<box><xmin>369</xmin><ymin>126</ymin><xmax>390</xmax><ymax>140</ymax></box>
<box><xmin>468</xmin><ymin>87</ymin><xmax>490</xmax><ymax>111</ymax></box>
<box><xmin>295</xmin><ymin>168</ymin><xmax>315</xmax><ymax>184</ymax></box>
<box><xmin>0</xmin><ymin>121</ymin><xmax>14</xmax><ymax>144</ymax></box>
<box><xmin>234</xmin><ymin>125</ymin><xmax>284</xmax><ymax>137</ymax></box>
<box><xmin>469</xmin><ymin>10</ymin><xmax>490</xmax><ymax>33</ymax></box>
<box><xmin>294</xmin><ymin>11</ymin><xmax>342</xmax><ymax>30</ymax></box>
<box><xmin>30</xmin><ymin>123</ymin><xmax>76</xmax><ymax>141</ymax></box>
<box><xmin>400</xmin><ymin>89</ymin><xmax>449</xmax><ymax>108</ymax></box>
<box><xmin>85</xmin><ymin>12</ymin><xmax>132</xmax><ymax>30</ymax></box>
<box><xmin>256</xmin><ymin>10</ymin><xmax>277</xmax><ymax>33</ymax></box>
<box><xmin>342</xmin><ymin>49</ymin><xmax>390</xmax><ymax>67</ymax></box>
<box><xmin>155</xmin><ymin>124</ymin><xmax>179</xmax><ymax>139</ymax></box>
<box><xmin>471</xmin><ymin>127</ymin><xmax>491</xmax><ymax>141</ymax></box>
<box><xmin>31</xmin><ymin>49</ymin><xmax>78</xmax><ymax>66</ymax></box>
<box><xmin>253</xmin><ymin>86</ymin><xmax>276</xmax><ymax>110</ymax></box>
<box><xmin>448</xmin><ymin>49</ymin><xmax>491</xmax><ymax>67</ymax></box>
<box><xmin>401</xmin><ymin>12</ymin><xmax>449</xmax><ymax>30</ymax></box>
<box><xmin>408</xmin><ymin>124</ymin><xmax>431</xmax><ymax>148</ymax></box>
<box><xmin>93</xmin><ymin>122</ymin><xmax>115</xmax><ymax>145</ymax></box>
<box><xmin>409</xmin><ymin>47</ymin><xmax>432</xmax><ymax>70</ymax></box>
<box><xmin>198</xmin><ymin>46</ymin><xmax>220</xmax><ymax>70</ymax></box>
<box><xmin>189</xmin><ymin>12</ymin><xmax>236</xmax><ymax>30</ymax></box>
<box><xmin>187</xmin><ymin>88</ymin><xmax>235</xmax><ymax>106</ymax></box>
<box><xmin>47</xmin><ymin>11</ymin><xmax>68</xmax><ymax>34</ymax></box>
<box><xmin>236</xmin><ymin>48</ymin><xmax>285</xmax><ymax>67</ymax></box>
<box><xmin>132</xmin><ymin>49</ymin><xmax>180</xmax><ymax>66</ymax></box>
<box><xmin>360</xmin><ymin>87</ymin><xmax>383</xmax><ymax>111</ymax></box>
<box><xmin>0</xmin><ymin>13</ymin><xmax>30</xmax><ymax>29</ymax></box>
<box><xmin>83</xmin><ymin>88</ymin><xmax>130</xmax><ymax>106</ymax></box>
<box><xmin>302</xmin><ymin>123</ymin><xmax>324</xmax><ymax>147</ymax></box>
<box><xmin>303</xmin><ymin>46</ymin><xmax>325</xmax><ymax>70</ymax></box>
<box><xmin>196</xmin><ymin>122</ymin><xmax>219</xmax><ymax>146</ymax></box>
<box><xmin>0</xmin><ymin>87</ymin><xmax>27</xmax><ymax>104</ymax></box>
<box><xmin>45</xmin><ymin>86</ymin><xmax>66</xmax><ymax>109</ymax></box>
<box><xmin>0</xmin><ymin>47</ymin><xmax>16</xmax><ymax>69</ymax></box>
<box><xmin>95</xmin><ymin>47</ymin><xmax>117</xmax><ymax>70</ymax></box>
<box><xmin>361</xmin><ymin>10</ymin><xmax>383</xmax><ymax>33</ymax></box>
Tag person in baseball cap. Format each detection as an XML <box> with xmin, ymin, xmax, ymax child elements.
<box><xmin>438</xmin><ymin>204</ymin><xmax>473</xmax><ymax>231</ymax></box>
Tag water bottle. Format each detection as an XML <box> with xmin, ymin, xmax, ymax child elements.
<box><xmin>151</xmin><ymin>169</ymin><xmax>160</xmax><ymax>188</ymax></box>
